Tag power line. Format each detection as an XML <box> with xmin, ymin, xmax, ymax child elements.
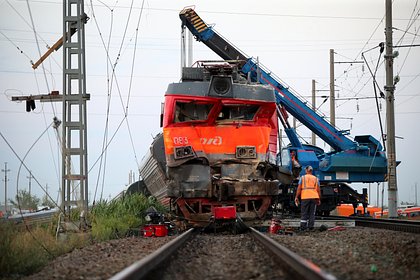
<box><xmin>13</xmin><ymin>0</ymin><xmax>419</xmax><ymax>21</ymax></box>
<box><xmin>125</xmin><ymin>0</ymin><xmax>146</xmax><ymax>172</ymax></box>
<box><xmin>394</xmin><ymin>1</ymin><xmax>420</xmax><ymax>47</ymax></box>
<box><xmin>0</xmin><ymin>30</ymin><xmax>34</xmax><ymax>64</ymax></box>
<box><xmin>25</xmin><ymin>0</ymin><xmax>51</xmax><ymax>94</ymax></box>
<box><xmin>393</xmin><ymin>27</ymin><xmax>420</xmax><ymax>38</ymax></box>
<box><xmin>5</xmin><ymin>0</ymin><xmax>62</xmax><ymax>70</ymax></box>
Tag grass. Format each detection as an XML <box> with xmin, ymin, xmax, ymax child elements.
<box><xmin>91</xmin><ymin>193</ymin><xmax>166</xmax><ymax>241</ymax></box>
<box><xmin>0</xmin><ymin>193</ymin><xmax>166</xmax><ymax>278</ymax></box>
<box><xmin>0</xmin><ymin>222</ymin><xmax>89</xmax><ymax>278</ymax></box>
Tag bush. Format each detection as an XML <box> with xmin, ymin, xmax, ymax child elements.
<box><xmin>90</xmin><ymin>193</ymin><xmax>165</xmax><ymax>241</ymax></box>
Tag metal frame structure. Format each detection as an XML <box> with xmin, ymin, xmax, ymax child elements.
<box><xmin>61</xmin><ymin>0</ymin><xmax>89</xmax><ymax>214</ymax></box>
<box><xmin>11</xmin><ymin>0</ymin><xmax>90</xmax><ymax>217</ymax></box>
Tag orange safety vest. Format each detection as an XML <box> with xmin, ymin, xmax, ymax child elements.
<box><xmin>300</xmin><ymin>174</ymin><xmax>320</xmax><ymax>200</ymax></box>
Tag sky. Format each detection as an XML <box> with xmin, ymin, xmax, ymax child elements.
<box><xmin>0</xmin><ymin>0</ymin><xmax>419</xmax><ymax>208</ymax></box>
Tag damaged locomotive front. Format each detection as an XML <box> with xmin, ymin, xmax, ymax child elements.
<box><xmin>158</xmin><ymin>61</ymin><xmax>291</xmax><ymax>225</ymax></box>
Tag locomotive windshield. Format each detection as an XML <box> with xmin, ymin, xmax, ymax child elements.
<box><xmin>217</xmin><ymin>104</ymin><xmax>259</xmax><ymax>121</ymax></box>
<box><xmin>174</xmin><ymin>101</ymin><xmax>213</xmax><ymax>123</ymax></box>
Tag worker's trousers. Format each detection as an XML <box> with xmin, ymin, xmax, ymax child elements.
<box><xmin>300</xmin><ymin>199</ymin><xmax>317</xmax><ymax>230</ymax></box>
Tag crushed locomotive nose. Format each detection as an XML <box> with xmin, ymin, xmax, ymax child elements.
<box><xmin>139</xmin><ymin>61</ymin><xmax>286</xmax><ymax>227</ymax></box>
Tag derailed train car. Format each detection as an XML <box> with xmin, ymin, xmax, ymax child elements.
<box><xmin>139</xmin><ymin>62</ymin><xmax>292</xmax><ymax>225</ymax></box>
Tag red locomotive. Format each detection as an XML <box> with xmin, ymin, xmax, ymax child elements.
<box><xmin>139</xmin><ymin>61</ymin><xmax>291</xmax><ymax>226</ymax></box>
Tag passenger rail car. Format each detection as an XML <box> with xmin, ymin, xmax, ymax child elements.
<box><xmin>140</xmin><ymin>62</ymin><xmax>291</xmax><ymax>225</ymax></box>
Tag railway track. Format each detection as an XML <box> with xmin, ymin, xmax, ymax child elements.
<box><xmin>322</xmin><ymin>215</ymin><xmax>420</xmax><ymax>234</ymax></box>
<box><xmin>109</xmin><ymin>228</ymin><xmax>195</xmax><ymax>280</ymax></box>
<box><xmin>110</xmin><ymin>227</ymin><xmax>336</xmax><ymax>280</ymax></box>
<box><xmin>249</xmin><ymin>228</ymin><xmax>336</xmax><ymax>280</ymax></box>
<box><xmin>108</xmin><ymin>217</ymin><xmax>419</xmax><ymax>279</ymax></box>
<box><xmin>25</xmin><ymin>221</ymin><xmax>418</xmax><ymax>279</ymax></box>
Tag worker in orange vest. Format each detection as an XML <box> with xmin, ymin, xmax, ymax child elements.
<box><xmin>294</xmin><ymin>165</ymin><xmax>321</xmax><ymax>231</ymax></box>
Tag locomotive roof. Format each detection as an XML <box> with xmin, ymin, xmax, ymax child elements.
<box><xmin>166</xmin><ymin>66</ymin><xmax>276</xmax><ymax>103</ymax></box>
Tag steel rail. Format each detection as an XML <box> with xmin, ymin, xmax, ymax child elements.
<box><xmin>250</xmin><ymin>227</ymin><xmax>337</xmax><ymax>280</ymax></box>
<box><xmin>354</xmin><ymin>218</ymin><xmax>420</xmax><ymax>234</ymax></box>
<box><xmin>109</xmin><ymin>228</ymin><xmax>195</xmax><ymax>280</ymax></box>
<box><xmin>325</xmin><ymin>215</ymin><xmax>420</xmax><ymax>234</ymax></box>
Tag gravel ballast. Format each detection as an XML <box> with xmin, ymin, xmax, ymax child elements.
<box><xmin>23</xmin><ymin>236</ymin><xmax>175</xmax><ymax>280</ymax></box>
<box><xmin>22</xmin><ymin>227</ymin><xmax>419</xmax><ymax>280</ymax></box>
<box><xmin>270</xmin><ymin>227</ymin><xmax>419</xmax><ymax>280</ymax></box>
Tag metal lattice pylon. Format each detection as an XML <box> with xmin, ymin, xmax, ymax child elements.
<box><xmin>61</xmin><ymin>0</ymin><xmax>89</xmax><ymax>215</ymax></box>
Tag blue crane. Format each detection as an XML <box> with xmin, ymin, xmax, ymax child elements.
<box><xmin>179</xmin><ymin>8</ymin><xmax>387</xmax><ymax>185</ymax></box>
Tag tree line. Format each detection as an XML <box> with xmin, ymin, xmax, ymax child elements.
<box><xmin>8</xmin><ymin>190</ymin><xmax>56</xmax><ymax>211</ymax></box>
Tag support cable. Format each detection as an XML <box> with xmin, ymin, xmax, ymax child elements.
<box><xmin>394</xmin><ymin>1</ymin><xmax>419</xmax><ymax>47</ymax></box>
<box><xmin>87</xmin><ymin>0</ymin><xmax>118</xmax><ymax>203</ymax></box>
<box><xmin>88</xmin><ymin>0</ymin><xmax>137</xmax><ymax>202</ymax></box>
<box><xmin>396</xmin><ymin>23</ymin><xmax>420</xmax><ymax>76</ymax></box>
<box><xmin>0</xmin><ymin>30</ymin><xmax>33</xmax><ymax>64</ymax></box>
<box><xmin>0</xmin><ymin>128</ymin><xmax>58</xmax><ymax>257</ymax></box>
<box><xmin>25</xmin><ymin>0</ymin><xmax>50</xmax><ymax>93</ymax></box>
<box><xmin>124</xmin><ymin>0</ymin><xmax>146</xmax><ymax>171</ymax></box>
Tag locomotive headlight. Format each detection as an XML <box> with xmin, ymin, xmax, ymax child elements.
<box><xmin>174</xmin><ymin>146</ymin><xmax>194</xmax><ymax>160</ymax></box>
<box><xmin>209</xmin><ymin>76</ymin><xmax>233</xmax><ymax>97</ymax></box>
<box><xmin>236</xmin><ymin>146</ymin><xmax>257</xmax><ymax>159</ymax></box>
<box><xmin>213</xmin><ymin>76</ymin><xmax>231</xmax><ymax>95</ymax></box>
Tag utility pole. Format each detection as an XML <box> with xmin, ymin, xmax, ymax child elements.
<box><xmin>27</xmin><ymin>171</ymin><xmax>34</xmax><ymax>196</ymax></box>
<box><xmin>61</xmin><ymin>0</ymin><xmax>89</xmax><ymax>215</ymax></box>
<box><xmin>415</xmin><ymin>182</ymin><xmax>418</xmax><ymax>206</ymax></box>
<box><xmin>311</xmin><ymin>79</ymin><xmax>316</xmax><ymax>146</ymax></box>
<box><xmin>181</xmin><ymin>27</ymin><xmax>193</xmax><ymax>73</ymax></box>
<box><xmin>2</xmin><ymin>163</ymin><xmax>10</xmax><ymax>215</ymax></box>
<box><xmin>187</xmin><ymin>29</ymin><xmax>193</xmax><ymax>66</ymax></box>
<box><xmin>329</xmin><ymin>50</ymin><xmax>363</xmax><ymax>130</ymax></box>
<box><xmin>10</xmin><ymin>1</ymin><xmax>90</xmax><ymax>218</ymax></box>
<box><xmin>128</xmin><ymin>170</ymin><xmax>135</xmax><ymax>185</ymax></box>
<box><xmin>385</xmin><ymin>0</ymin><xmax>398</xmax><ymax>218</ymax></box>
<box><xmin>329</xmin><ymin>49</ymin><xmax>336</xmax><ymax>127</ymax></box>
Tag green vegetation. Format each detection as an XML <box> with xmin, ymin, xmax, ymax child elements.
<box><xmin>0</xmin><ymin>193</ymin><xmax>165</xmax><ymax>278</ymax></box>
<box><xmin>91</xmin><ymin>193</ymin><xmax>166</xmax><ymax>241</ymax></box>
<box><xmin>0</xmin><ymin>221</ymin><xmax>89</xmax><ymax>277</ymax></box>
<box><xmin>9</xmin><ymin>190</ymin><xmax>41</xmax><ymax>211</ymax></box>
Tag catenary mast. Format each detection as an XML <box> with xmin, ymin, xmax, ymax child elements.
<box><xmin>385</xmin><ymin>0</ymin><xmax>398</xmax><ymax>218</ymax></box>
<box><xmin>61</xmin><ymin>0</ymin><xmax>89</xmax><ymax>215</ymax></box>
<box><xmin>11</xmin><ymin>0</ymin><xmax>90</xmax><ymax>217</ymax></box>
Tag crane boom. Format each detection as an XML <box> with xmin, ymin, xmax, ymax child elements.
<box><xmin>180</xmin><ymin>8</ymin><xmax>354</xmax><ymax>152</ymax></box>
<box><xmin>180</xmin><ymin>8</ymin><xmax>387</xmax><ymax>184</ymax></box>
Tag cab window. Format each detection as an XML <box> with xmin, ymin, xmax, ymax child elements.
<box><xmin>280</xmin><ymin>149</ymin><xmax>291</xmax><ymax>167</ymax></box>
<box><xmin>217</xmin><ymin>104</ymin><xmax>259</xmax><ymax>121</ymax></box>
<box><xmin>174</xmin><ymin>101</ymin><xmax>213</xmax><ymax>123</ymax></box>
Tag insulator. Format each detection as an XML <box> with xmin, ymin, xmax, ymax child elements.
<box><xmin>25</xmin><ymin>100</ymin><xmax>35</xmax><ymax>112</ymax></box>
<box><xmin>30</xmin><ymin>100</ymin><xmax>36</xmax><ymax>111</ymax></box>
